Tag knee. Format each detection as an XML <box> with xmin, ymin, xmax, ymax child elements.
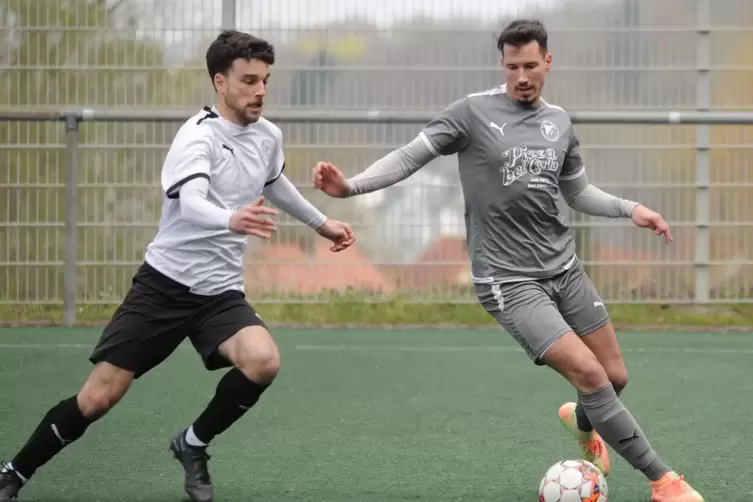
<box><xmin>222</xmin><ymin>326</ymin><xmax>281</xmax><ymax>385</ymax></box>
<box><xmin>236</xmin><ymin>343</ymin><xmax>281</xmax><ymax>385</ymax></box>
<box><xmin>567</xmin><ymin>357</ymin><xmax>610</xmax><ymax>394</ymax></box>
<box><xmin>76</xmin><ymin>391</ymin><xmax>116</xmax><ymax>420</ymax></box>
<box><xmin>77</xmin><ymin>363</ymin><xmax>133</xmax><ymax>419</ymax></box>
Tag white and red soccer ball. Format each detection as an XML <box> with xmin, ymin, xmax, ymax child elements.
<box><xmin>539</xmin><ymin>459</ymin><xmax>608</xmax><ymax>502</ymax></box>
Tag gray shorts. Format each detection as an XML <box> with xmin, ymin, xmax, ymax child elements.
<box><xmin>475</xmin><ymin>260</ymin><xmax>610</xmax><ymax>365</ymax></box>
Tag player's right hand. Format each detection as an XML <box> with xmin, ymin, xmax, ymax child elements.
<box><xmin>313</xmin><ymin>162</ymin><xmax>349</xmax><ymax>198</ymax></box>
<box><xmin>229</xmin><ymin>197</ymin><xmax>279</xmax><ymax>239</ymax></box>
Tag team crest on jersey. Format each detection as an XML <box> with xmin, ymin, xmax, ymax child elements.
<box><xmin>500</xmin><ymin>146</ymin><xmax>559</xmax><ymax>186</ymax></box>
<box><xmin>260</xmin><ymin>139</ymin><xmax>273</xmax><ymax>164</ymax></box>
<box><xmin>540</xmin><ymin>120</ymin><xmax>559</xmax><ymax>142</ymax></box>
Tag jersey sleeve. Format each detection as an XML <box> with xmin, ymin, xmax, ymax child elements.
<box><xmin>418</xmin><ymin>96</ymin><xmax>472</xmax><ymax>156</ymax></box>
<box><xmin>265</xmin><ymin>127</ymin><xmax>285</xmax><ymax>186</ymax></box>
<box><xmin>162</xmin><ymin>126</ymin><xmax>214</xmax><ymax>199</ymax></box>
<box><xmin>559</xmin><ymin>129</ymin><xmax>586</xmax><ymax>182</ymax></box>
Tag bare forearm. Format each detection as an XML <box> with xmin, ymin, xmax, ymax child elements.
<box><xmin>345</xmin><ymin>134</ymin><xmax>437</xmax><ymax>196</ymax></box>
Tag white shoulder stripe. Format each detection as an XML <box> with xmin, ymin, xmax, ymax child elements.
<box><xmin>466</xmin><ymin>85</ymin><xmax>505</xmax><ymax>98</ymax></box>
<box><xmin>540</xmin><ymin>97</ymin><xmax>567</xmax><ymax>113</ymax></box>
<box><xmin>418</xmin><ymin>131</ymin><xmax>439</xmax><ymax>157</ymax></box>
<box><xmin>559</xmin><ymin>166</ymin><xmax>586</xmax><ymax>181</ymax></box>
<box><xmin>494</xmin><ymin>84</ymin><xmax>567</xmax><ymax>113</ymax></box>
<box><xmin>458</xmin><ymin>83</ymin><xmax>569</xmax><ymax>115</ymax></box>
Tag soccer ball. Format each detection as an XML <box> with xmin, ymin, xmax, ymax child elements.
<box><xmin>538</xmin><ymin>459</ymin><xmax>608</xmax><ymax>502</ymax></box>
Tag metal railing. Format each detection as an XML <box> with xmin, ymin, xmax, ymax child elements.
<box><xmin>2</xmin><ymin>108</ymin><xmax>753</xmax><ymax>325</ymax></box>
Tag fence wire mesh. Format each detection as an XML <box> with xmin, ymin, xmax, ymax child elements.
<box><xmin>2</xmin><ymin>0</ymin><xmax>753</xmax><ymax>313</ymax></box>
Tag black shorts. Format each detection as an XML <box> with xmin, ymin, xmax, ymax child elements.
<box><xmin>89</xmin><ymin>261</ymin><xmax>267</xmax><ymax>378</ymax></box>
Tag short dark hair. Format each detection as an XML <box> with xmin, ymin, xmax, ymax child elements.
<box><xmin>496</xmin><ymin>19</ymin><xmax>548</xmax><ymax>54</ymax></box>
<box><xmin>205</xmin><ymin>30</ymin><xmax>276</xmax><ymax>86</ymax></box>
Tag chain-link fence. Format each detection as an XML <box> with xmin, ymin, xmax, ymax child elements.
<box><xmin>2</xmin><ymin>0</ymin><xmax>753</xmax><ymax>324</ymax></box>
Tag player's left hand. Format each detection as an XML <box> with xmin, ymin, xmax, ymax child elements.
<box><xmin>630</xmin><ymin>205</ymin><xmax>673</xmax><ymax>244</ymax></box>
<box><xmin>315</xmin><ymin>219</ymin><xmax>356</xmax><ymax>252</ymax></box>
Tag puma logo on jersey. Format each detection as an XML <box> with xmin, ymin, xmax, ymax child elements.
<box><xmin>221</xmin><ymin>144</ymin><xmax>234</xmax><ymax>156</ymax></box>
<box><xmin>594</xmin><ymin>301</ymin><xmax>604</xmax><ymax>308</ymax></box>
<box><xmin>489</xmin><ymin>121</ymin><xmax>506</xmax><ymax>136</ymax></box>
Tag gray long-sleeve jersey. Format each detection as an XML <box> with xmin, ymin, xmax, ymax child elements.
<box><xmin>346</xmin><ymin>85</ymin><xmax>638</xmax><ymax>284</ymax></box>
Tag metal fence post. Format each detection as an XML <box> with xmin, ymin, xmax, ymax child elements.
<box><xmin>221</xmin><ymin>0</ymin><xmax>236</xmax><ymax>30</ymax></box>
<box><xmin>63</xmin><ymin>113</ymin><xmax>80</xmax><ymax>326</ymax></box>
<box><xmin>695</xmin><ymin>0</ymin><xmax>711</xmax><ymax>303</ymax></box>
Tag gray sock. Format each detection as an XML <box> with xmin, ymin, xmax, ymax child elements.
<box><xmin>576</xmin><ymin>383</ymin><xmax>624</xmax><ymax>433</ymax></box>
<box><xmin>578</xmin><ymin>384</ymin><xmax>671</xmax><ymax>481</ymax></box>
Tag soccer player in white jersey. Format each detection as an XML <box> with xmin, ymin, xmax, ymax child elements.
<box><xmin>312</xmin><ymin>19</ymin><xmax>703</xmax><ymax>502</ymax></box>
<box><xmin>0</xmin><ymin>30</ymin><xmax>355</xmax><ymax>502</ymax></box>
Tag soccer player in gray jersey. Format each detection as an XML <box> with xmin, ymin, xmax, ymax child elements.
<box><xmin>313</xmin><ymin>19</ymin><xmax>703</xmax><ymax>502</ymax></box>
<box><xmin>0</xmin><ymin>31</ymin><xmax>355</xmax><ymax>502</ymax></box>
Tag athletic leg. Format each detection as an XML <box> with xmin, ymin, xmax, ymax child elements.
<box><xmin>552</xmin><ymin>262</ymin><xmax>622</xmax><ymax>472</ymax></box>
<box><xmin>542</xmin><ymin>333</ymin><xmax>703</xmax><ymax>501</ymax></box>
<box><xmin>555</xmin><ymin>261</ymin><xmax>628</xmax><ymax>416</ymax></box>
<box><xmin>556</xmin><ymin>323</ymin><xmax>626</xmax><ymax>477</ymax></box>
<box><xmin>0</xmin><ymin>262</ymin><xmax>192</xmax><ymax>501</ymax></box>
<box><xmin>0</xmin><ymin>362</ymin><xmax>134</xmax><ymax>501</ymax></box>
<box><xmin>190</xmin><ymin>326</ymin><xmax>279</xmax><ymax>443</ymax></box>
<box><xmin>555</xmin><ymin>262</ymin><xmax>703</xmax><ymax>499</ymax></box>
<box><xmin>169</xmin><ymin>292</ymin><xmax>277</xmax><ymax>502</ymax></box>
<box><xmin>476</xmin><ymin>279</ymin><xmax>703</xmax><ymax>501</ymax></box>
<box><xmin>570</xmin><ymin>322</ymin><xmax>628</xmax><ymax>428</ymax></box>
<box><xmin>476</xmin><ymin>279</ymin><xmax>613</xmax><ymax>473</ymax></box>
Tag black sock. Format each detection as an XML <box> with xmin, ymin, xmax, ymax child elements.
<box><xmin>575</xmin><ymin>400</ymin><xmax>594</xmax><ymax>432</ymax></box>
<box><xmin>190</xmin><ymin>369</ymin><xmax>271</xmax><ymax>445</ymax></box>
<box><xmin>11</xmin><ymin>396</ymin><xmax>94</xmax><ymax>479</ymax></box>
